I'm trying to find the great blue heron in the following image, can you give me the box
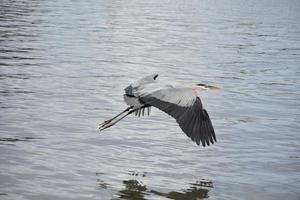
[99,74,222,147]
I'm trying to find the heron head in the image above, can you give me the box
[195,83,223,91]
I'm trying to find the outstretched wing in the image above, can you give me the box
[123,74,159,115]
[124,73,159,97]
[140,88,216,147]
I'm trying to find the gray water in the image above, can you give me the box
[0,0,300,199]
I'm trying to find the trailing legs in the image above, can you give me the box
[99,106,145,131]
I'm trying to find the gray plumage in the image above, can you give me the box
[123,74,217,147]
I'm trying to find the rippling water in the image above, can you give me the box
[0,0,300,199]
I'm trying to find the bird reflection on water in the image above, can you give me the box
[118,179,211,200]
[117,180,147,200]
[96,172,213,200]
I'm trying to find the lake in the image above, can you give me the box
[0,0,299,199]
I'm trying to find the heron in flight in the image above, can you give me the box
[99,74,222,147]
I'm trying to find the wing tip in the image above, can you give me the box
[198,138,217,147]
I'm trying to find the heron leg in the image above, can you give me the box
[99,106,133,127]
[99,107,142,131]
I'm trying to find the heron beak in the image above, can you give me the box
[196,84,223,91]
[206,85,223,90]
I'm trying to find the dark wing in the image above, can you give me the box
[140,91,216,147]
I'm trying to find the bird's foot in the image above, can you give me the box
[99,121,113,131]
[99,120,111,127]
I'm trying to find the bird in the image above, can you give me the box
[99,74,223,147]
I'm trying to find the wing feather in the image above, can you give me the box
[140,90,217,146]
[143,88,196,107]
